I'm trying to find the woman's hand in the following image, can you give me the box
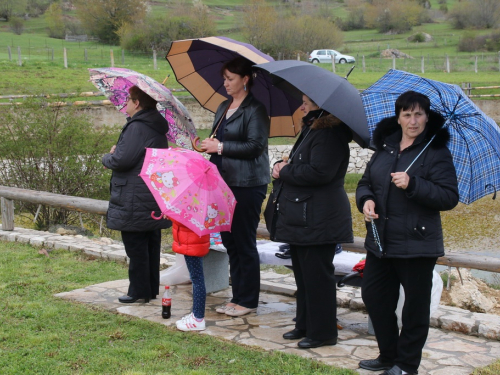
[272,161,288,179]
[110,145,116,154]
[363,200,378,222]
[200,138,219,154]
[391,172,410,190]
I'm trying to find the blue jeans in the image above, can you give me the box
[184,255,206,319]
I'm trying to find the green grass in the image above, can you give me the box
[0,241,354,375]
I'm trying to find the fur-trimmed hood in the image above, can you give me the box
[372,110,450,151]
[310,113,343,130]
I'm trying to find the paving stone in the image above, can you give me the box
[239,337,285,350]
[430,367,474,375]
[439,315,476,334]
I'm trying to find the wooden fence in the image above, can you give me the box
[1,185,500,274]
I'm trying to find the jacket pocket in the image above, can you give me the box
[282,193,311,227]
[110,177,127,206]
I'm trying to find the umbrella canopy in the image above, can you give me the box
[253,60,370,148]
[166,36,303,137]
[89,67,198,150]
[139,147,236,236]
[361,69,500,204]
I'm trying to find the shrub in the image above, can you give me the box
[9,17,24,35]
[0,97,119,230]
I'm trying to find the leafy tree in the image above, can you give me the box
[0,0,28,21]
[0,98,117,229]
[45,2,65,39]
[74,0,147,44]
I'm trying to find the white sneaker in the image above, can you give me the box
[176,313,206,331]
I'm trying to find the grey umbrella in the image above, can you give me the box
[253,60,370,148]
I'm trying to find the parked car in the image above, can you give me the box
[308,49,355,64]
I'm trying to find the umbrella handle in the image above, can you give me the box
[151,211,167,220]
[191,137,205,153]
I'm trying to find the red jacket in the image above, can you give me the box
[171,220,210,257]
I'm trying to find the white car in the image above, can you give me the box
[308,49,356,64]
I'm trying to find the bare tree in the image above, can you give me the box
[242,0,277,51]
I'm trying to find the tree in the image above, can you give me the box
[448,0,500,29]
[0,98,117,229]
[74,0,147,44]
[187,0,216,38]
[242,0,277,52]
[0,0,28,21]
[45,2,65,39]
[365,0,427,33]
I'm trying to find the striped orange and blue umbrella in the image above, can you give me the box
[166,36,303,138]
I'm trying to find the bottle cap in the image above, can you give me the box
[165,285,170,289]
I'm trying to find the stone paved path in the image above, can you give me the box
[2,226,500,374]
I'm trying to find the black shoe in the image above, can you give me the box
[380,365,417,375]
[283,328,306,340]
[118,295,150,303]
[297,337,337,349]
[359,357,393,371]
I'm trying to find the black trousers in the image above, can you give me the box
[362,251,437,374]
[221,185,266,309]
[121,230,161,299]
[290,244,338,341]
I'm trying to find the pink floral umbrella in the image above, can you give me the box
[89,67,199,150]
[140,147,237,236]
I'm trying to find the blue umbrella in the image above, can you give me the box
[361,69,500,204]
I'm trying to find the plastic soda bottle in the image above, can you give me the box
[162,285,172,319]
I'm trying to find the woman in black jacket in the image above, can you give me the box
[102,85,171,304]
[272,94,353,349]
[356,91,459,375]
[201,57,270,317]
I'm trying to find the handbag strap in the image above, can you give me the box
[210,99,233,139]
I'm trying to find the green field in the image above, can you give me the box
[0,0,499,97]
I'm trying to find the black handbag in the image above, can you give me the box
[264,178,283,239]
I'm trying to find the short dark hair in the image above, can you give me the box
[395,90,431,117]
[129,85,157,110]
[221,56,254,89]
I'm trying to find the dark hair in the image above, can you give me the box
[129,85,157,110]
[395,90,431,117]
[221,56,254,90]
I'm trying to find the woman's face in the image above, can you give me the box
[125,95,140,117]
[398,104,428,141]
[223,70,248,97]
[300,95,319,115]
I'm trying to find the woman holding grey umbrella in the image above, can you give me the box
[271,94,354,349]
[356,91,458,375]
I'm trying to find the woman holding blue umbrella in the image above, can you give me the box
[356,91,459,375]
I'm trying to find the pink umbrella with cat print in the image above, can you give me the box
[140,147,236,236]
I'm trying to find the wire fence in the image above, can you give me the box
[2,42,500,74]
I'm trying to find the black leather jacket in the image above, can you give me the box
[210,93,271,187]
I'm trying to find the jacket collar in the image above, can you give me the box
[214,93,255,126]
[372,110,450,151]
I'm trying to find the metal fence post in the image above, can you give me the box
[7,46,11,61]
[1,197,14,231]
[153,50,157,70]
[331,54,336,73]
[110,49,114,67]
[17,46,21,66]
[63,47,67,68]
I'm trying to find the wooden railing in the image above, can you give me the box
[1,185,500,273]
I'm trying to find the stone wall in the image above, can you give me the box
[269,144,373,174]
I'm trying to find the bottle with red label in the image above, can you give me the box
[162,285,172,319]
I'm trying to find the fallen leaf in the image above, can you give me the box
[38,248,50,257]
